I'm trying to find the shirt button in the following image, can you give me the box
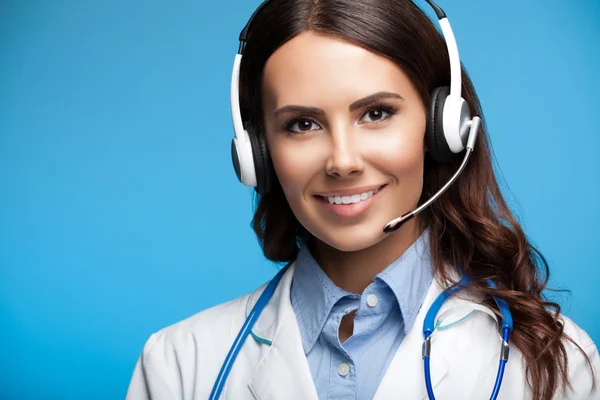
[337,362,350,377]
[367,293,378,307]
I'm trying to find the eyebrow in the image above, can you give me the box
[273,91,403,118]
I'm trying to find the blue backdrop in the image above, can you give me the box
[1,0,598,398]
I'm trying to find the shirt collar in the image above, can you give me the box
[290,243,353,353]
[375,228,434,335]
[290,228,434,354]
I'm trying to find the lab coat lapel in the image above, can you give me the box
[247,262,319,400]
[374,276,450,400]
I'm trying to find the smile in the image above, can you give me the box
[313,184,387,219]
[319,186,381,204]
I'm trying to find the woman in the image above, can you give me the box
[126,0,599,399]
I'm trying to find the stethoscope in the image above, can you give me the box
[209,262,514,400]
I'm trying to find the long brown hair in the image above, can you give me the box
[237,0,595,398]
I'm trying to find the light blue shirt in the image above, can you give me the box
[290,229,434,400]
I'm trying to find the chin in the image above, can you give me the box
[309,222,389,253]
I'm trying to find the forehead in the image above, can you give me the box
[262,32,418,108]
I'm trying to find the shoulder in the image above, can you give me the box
[482,310,599,399]
[556,314,599,399]
[126,282,269,399]
[145,281,268,357]
[560,313,596,351]
[435,286,599,399]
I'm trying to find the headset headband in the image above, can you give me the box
[230,0,469,189]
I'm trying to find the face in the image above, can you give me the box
[262,32,427,252]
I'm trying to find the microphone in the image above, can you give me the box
[383,116,481,234]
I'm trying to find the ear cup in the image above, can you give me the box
[425,86,457,164]
[247,124,272,195]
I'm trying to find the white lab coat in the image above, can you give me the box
[126,262,599,399]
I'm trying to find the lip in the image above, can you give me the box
[313,184,387,219]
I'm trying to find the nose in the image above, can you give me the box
[325,129,364,179]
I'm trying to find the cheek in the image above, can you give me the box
[387,141,424,177]
[268,138,317,198]
[365,127,425,179]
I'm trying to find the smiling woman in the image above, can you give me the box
[125,0,599,399]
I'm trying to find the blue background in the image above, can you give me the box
[1,0,599,398]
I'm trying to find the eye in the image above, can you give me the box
[284,118,322,134]
[359,103,398,124]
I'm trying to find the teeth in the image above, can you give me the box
[326,189,377,205]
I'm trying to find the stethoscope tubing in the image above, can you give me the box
[423,326,510,400]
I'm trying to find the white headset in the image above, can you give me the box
[230,0,477,198]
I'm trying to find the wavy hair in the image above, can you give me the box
[237,0,595,398]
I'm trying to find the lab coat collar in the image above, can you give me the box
[247,262,475,400]
[247,262,319,399]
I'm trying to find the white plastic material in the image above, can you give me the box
[443,97,470,153]
[230,54,257,187]
[438,18,461,108]
[439,18,472,154]
[466,117,481,150]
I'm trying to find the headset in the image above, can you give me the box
[230,0,475,197]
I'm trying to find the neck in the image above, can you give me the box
[309,218,423,294]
